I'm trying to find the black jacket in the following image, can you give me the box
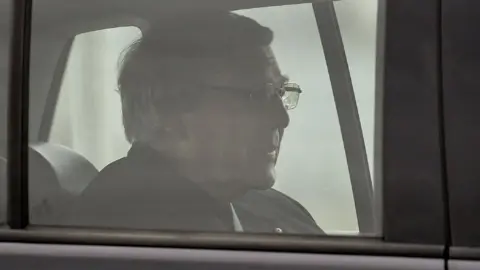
[64,143,324,234]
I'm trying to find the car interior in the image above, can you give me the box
[8,0,480,269]
[0,0,376,233]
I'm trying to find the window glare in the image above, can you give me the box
[49,27,141,170]
[32,1,380,236]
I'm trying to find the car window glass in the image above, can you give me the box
[0,0,11,226]
[33,0,381,236]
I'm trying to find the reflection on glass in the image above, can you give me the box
[31,0,380,236]
[282,82,302,110]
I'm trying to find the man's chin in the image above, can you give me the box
[247,165,276,190]
[210,162,276,191]
[251,178,275,190]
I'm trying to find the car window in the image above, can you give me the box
[33,0,381,236]
[0,0,11,226]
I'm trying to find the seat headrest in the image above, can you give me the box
[0,144,98,225]
[29,143,98,224]
[29,143,98,195]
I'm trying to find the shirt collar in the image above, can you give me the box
[230,203,244,232]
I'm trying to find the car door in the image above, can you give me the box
[442,0,480,269]
[1,0,448,269]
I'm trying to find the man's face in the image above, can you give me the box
[180,49,289,191]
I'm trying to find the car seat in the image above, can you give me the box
[29,143,98,225]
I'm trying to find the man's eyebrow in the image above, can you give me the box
[279,74,289,85]
[268,74,289,88]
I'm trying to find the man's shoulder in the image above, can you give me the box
[62,157,171,227]
[83,156,154,195]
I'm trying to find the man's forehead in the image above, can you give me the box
[263,47,287,85]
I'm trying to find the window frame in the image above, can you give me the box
[442,0,480,260]
[379,0,446,246]
[5,0,447,257]
[36,39,73,142]
[43,1,377,235]
[313,1,375,234]
[0,0,13,226]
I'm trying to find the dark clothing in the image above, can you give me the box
[64,143,324,234]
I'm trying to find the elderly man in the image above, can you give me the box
[65,12,323,234]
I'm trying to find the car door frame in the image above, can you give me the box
[3,0,448,268]
[442,0,480,267]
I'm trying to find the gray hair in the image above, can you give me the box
[117,12,274,143]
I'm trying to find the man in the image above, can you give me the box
[65,12,323,234]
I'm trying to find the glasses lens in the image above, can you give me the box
[282,91,300,110]
[282,82,301,110]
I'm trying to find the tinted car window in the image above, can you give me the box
[31,0,381,236]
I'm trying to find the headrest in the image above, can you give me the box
[29,143,98,195]
[0,144,98,225]
[29,143,98,224]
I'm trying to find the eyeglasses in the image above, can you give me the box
[203,82,303,111]
[278,82,302,110]
[116,81,303,110]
